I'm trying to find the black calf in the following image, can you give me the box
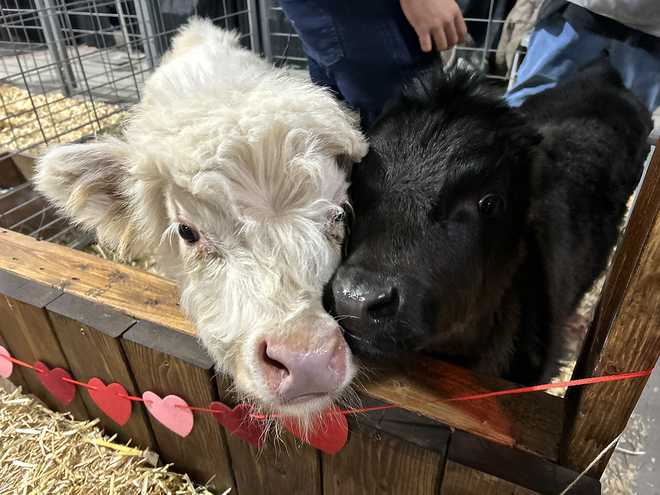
[331,61,652,384]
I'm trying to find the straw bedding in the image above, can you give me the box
[0,380,217,495]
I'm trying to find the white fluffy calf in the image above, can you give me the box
[35,19,368,419]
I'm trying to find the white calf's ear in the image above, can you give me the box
[34,138,138,255]
[322,108,369,168]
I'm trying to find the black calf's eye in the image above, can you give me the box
[478,194,505,217]
[178,224,200,244]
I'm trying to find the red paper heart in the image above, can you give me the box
[210,401,266,447]
[0,345,12,378]
[143,391,194,438]
[34,361,76,405]
[87,378,132,426]
[283,407,348,454]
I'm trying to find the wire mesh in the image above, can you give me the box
[0,0,255,246]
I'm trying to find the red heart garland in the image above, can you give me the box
[283,407,348,455]
[210,401,266,447]
[87,378,132,426]
[143,392,194,438]
[34,361,76,405]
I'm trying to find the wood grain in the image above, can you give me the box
[121,335,236,492]
[354,395,451,453]
[441,461,538,495]
[0,154,27,188]
[46,294,156,449]
[225,429,322,495]
[562,142,660,475]
[0,286,88,419]
[323,428,444,495]
[0,331,29,390]
[363,358,563,461]
[448,430,600,494]
[0,229,192,334]
[215,380,322,495]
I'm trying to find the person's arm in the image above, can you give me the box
[400,0,468,52]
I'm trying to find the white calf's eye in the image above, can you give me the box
[178,223,200,244]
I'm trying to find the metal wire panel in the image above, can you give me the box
[1,0,255,157]
[0,0,255,246]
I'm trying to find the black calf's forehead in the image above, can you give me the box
[353,114,509,213]
[359,69,529,193]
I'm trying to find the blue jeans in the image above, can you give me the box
[506,7,660,111]
[279,0,434,127]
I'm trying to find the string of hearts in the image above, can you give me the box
[0,345,653,455]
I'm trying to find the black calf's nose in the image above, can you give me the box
[365,287,399,320]
[332,267,400,322]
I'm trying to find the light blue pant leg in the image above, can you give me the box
[610,42,660,112]
[505,15,607,107]
[506,13,660,112]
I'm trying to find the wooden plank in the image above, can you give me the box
[0,230,192,334]
[11,152,36,181]
[223,426,322,494]
[0,271,32,391]
[364,358,564,461]
[0,232,561,461]
[0,154,28,188]
[121,323,236,493]
[215,378,322,495]
[46,293,156,449]
[441,461,539,495]
[120,320,212,369]
[323,427,444,495]
[0,278,88,419]
[448,431,600,494]
[0,331,29,390]
[562,142,660,475]
[354,395,451,453]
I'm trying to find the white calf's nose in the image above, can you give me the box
[260,330,347,403]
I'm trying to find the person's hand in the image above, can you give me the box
[401,0,468,52]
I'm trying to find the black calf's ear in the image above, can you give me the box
[497,109,543,162]
[400,58,446,102]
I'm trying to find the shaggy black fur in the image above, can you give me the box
[330,60,652,384]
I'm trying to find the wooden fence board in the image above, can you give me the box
[46,293,156,449]
[121,322,236,493]
[0,229,192,334]
[448,430,600,494]
[323,427,445,495]
[214,377,322,495]
[223,430,322,495]
[364,359,563,461]
[0,276,88,419]
[441,461,539,495]
[0,331,29,390]
[562,142,660,475]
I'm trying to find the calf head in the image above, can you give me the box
[331,70,541,365]
[35,20,367,418]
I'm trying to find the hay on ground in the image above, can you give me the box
[0,381,217,494]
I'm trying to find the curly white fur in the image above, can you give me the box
[34,18,368,418]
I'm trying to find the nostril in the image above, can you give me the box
[260,342,289,376]
[366,287,399,320]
